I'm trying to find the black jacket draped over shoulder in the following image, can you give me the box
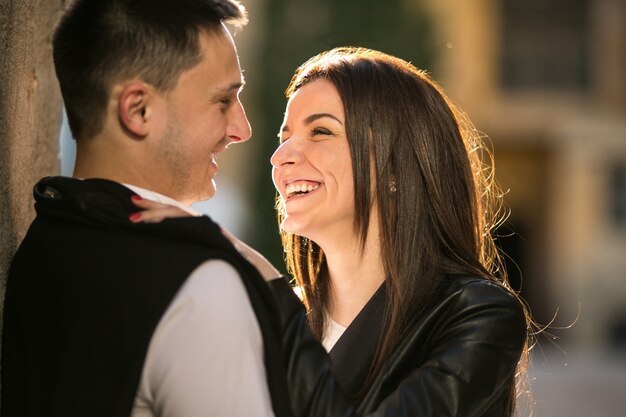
[270,272,526,417]
[1,177,293,417]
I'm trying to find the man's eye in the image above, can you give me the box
[220,98,232,106]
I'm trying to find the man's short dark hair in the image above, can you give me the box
[53,0,247,140]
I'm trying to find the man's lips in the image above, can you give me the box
[210,142,230,166]
[212,144,228,157]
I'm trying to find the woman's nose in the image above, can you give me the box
[270,139,299,168]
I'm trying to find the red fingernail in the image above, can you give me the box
[131,195,142,201]
[129,212,141,221]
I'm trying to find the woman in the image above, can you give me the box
[133,47,531,416]
[266,47,530,416]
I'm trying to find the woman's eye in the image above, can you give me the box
[312,127,332,136]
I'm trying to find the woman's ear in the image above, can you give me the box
[118,82,152,138]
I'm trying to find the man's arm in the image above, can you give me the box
[133,260,275,417]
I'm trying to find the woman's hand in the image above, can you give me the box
[129,196,282,281]
[129,195,193,222]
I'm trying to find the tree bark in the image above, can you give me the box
[0,0,65,372]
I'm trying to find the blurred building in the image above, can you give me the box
[425,0,626,354]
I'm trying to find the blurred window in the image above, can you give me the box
[500,0,589,91]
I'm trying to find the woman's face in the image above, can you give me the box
[271,79,355,244]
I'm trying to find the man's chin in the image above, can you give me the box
[198,181,217,202]
[180,183,216,206]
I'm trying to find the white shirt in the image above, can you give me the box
[322,316,347,353]
[125,185,274,417]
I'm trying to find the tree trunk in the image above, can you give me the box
[0,0,65,377]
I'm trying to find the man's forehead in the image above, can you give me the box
[196,26,244,91]
[200,23,236,54]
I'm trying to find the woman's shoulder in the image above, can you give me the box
[443,275,522,310]
[434,275,527,343]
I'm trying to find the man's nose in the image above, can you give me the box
[227,101,252,143]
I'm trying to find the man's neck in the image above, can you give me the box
[73,143,184,204]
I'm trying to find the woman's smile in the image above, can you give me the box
[285,180,321,200]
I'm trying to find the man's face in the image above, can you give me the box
[155,25,251,204]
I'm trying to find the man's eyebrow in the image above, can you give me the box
[214,79,246,95]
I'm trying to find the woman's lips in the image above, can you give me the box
[285,180,321,199]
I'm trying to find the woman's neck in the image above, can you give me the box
[322,219,385,328]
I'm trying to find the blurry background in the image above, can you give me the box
[28,0,626,415]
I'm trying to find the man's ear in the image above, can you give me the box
[118,83,153,138]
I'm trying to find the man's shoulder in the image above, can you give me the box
[173,259,249,313]
[34,176,133,201]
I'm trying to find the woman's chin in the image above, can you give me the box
[281,221,301,236]
[281,218,311,238]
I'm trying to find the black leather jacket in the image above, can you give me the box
[270,275,526,417]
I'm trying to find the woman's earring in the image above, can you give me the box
[389,180,397,192]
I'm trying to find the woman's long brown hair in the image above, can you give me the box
[276,47,531,413]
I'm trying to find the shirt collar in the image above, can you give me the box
[123,183,201,216]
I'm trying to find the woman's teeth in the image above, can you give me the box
[286,182,320,197]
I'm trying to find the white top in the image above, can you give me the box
[123,184,201,216]
[322,316,348,353]
[125,185,274,417]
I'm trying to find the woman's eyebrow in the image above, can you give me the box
[281,112,344,134]
[303,112,343,126]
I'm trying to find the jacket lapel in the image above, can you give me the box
[328,283,387,399]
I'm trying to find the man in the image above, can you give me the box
[1,1,292,416]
